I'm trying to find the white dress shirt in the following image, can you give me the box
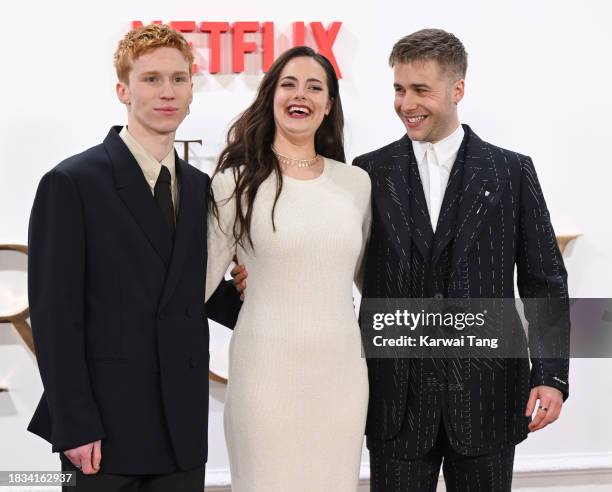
[412,124,464,232]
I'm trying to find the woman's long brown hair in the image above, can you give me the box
[210,46,345,250]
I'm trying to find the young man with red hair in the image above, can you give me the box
[28,24,241,491]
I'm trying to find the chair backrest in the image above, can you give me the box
[0,245,29,320]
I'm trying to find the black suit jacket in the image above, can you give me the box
[353,125,570,457]
[27,127,242,474]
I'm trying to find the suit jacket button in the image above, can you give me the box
[434,292,444,300]
[189,357,199,368]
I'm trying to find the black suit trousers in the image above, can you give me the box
[61,455,205,492]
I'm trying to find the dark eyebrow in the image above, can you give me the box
[280,76,323,84]
[393,82,432,90]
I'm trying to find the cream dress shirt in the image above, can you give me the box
[119,126,179,212]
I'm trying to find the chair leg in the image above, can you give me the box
[209,371,228,384]
[11,318,35,355]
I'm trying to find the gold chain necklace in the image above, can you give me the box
[272,147,319,168]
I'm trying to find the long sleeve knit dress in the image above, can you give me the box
[205,157,372,491]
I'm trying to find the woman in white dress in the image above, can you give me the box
[205,46,371,491]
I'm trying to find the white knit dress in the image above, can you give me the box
[205,158,371,491]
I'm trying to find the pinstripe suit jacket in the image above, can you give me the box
[353,125,570,457]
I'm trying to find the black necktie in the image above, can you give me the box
[154,165,175,239]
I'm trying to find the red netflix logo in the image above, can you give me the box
[131,21,343,78]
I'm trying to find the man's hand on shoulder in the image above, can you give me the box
[63,440,101,475]
[525,385,564,432]
[230,255,248,301]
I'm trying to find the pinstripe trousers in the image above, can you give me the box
[370,425,515,492]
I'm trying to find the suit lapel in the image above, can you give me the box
[370,136,413,266]
[106,126,173,266]
[371,136,437,264]
[159,157,202,309]
[430,132,468,265]
[406,148,434,261]
[449,125,508,279]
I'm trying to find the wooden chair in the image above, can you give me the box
[0,244,34,354]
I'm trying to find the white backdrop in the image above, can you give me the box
[1,0,612,489]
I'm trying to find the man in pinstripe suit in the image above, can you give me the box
[353,29,570,491]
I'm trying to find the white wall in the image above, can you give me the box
[1,0,611,489]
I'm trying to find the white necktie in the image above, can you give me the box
[425,144,442,232]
